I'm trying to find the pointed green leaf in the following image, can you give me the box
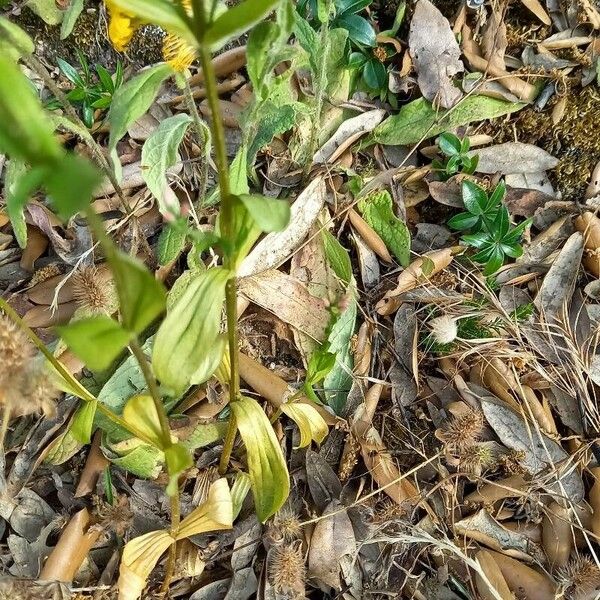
[122,394,165,447]
[57,316,131,372]
[230,396,289,522]
[71,399,98,444]
[238,194,291,232]
[321,228,352,284]
[165,442,193,496]
[0,17,35,58]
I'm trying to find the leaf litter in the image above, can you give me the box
[2,0,600,598]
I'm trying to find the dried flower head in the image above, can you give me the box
[460,443,497,476]
[0,315,35,388]
[558,556,600,599]
[16,361,59,418]
[438,409,484,452]
[269,540,306,599]
[429,315,459,345]
[268,506,302,542]
[92,495,133,537]
[28,264,61,288]
[72,266,116,314]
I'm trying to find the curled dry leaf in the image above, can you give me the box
[376,247,455,315]
[409,0,463,109]
[474,550,515,600]
[469,143,559,175]
[239,177,327,277]
[519,0,551,24]
[533,232,583,322]
[541,501,572,569]
[312,109,386,165]
[575,212,600,277]
[480,397,585,503]
[348,208,393,263]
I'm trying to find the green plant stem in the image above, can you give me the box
[129,338,173,450]
[21,53,132,215]
[0,297,161,448]
[161,491,181,593]
[197,43,241,475]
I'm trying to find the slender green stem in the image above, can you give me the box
[161,491,181,593]
[183,78,209,203]
[129,338,172,449]
[198,43,241,474]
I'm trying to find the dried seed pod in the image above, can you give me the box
[542,501,573,569]
[269,540,306,599]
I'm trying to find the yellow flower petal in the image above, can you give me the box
[162,31,197,72]
[105,0,139,52]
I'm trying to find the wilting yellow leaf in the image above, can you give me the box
[176,478,233,539]
[281,402,328,448]
[117,530,174,600]
[122,395,165,448]
[231,471,251,520]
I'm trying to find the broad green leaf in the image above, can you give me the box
[57,315,131,372]
[109,250,166,334]
[45,425,84,465]
[238,194,291,232]
[108,63,172,153]
[152,268,230,394]
[306,347,336,386]
[107,0,195,44]
[230,396,289,522]
[122,394,165,448]
[337,13,376,46]
[181,421,227,451]
[105,437,163,477]
[323,294,357,414]
[358,190,410,266]
[189,333,227,386]
[248,101,298,165]
[26,0,63,24]
[230,145,250,195]
[230,471,251,520]
[293,12,319,75]
[372,96,525,146]
[46,154,102,219]
[141,113,192,216]
[0,55,63,165]
[438,132,461,156]
[321,228,352,285]
[164,442,192,495]
[157,221,188,265]
[363,58,387,90]
[71,399,98,444]
[176,478,233,539]
[0,17,35,58]
[462,180,488,215]
[205,0,280,51]
[281,402,328,448]
[5,161,45,249]
[60,0,84,39]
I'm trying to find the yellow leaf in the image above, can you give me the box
[176,478,233,539]
[281,402,329,448]
[231,471,251,520]
[231,396,290,522]
[122,394,165,448]
[117,530,174,600]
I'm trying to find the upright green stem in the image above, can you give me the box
[197,44,241,475]
[183,78,209,203]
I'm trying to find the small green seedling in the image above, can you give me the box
[448,180,531,275]
[432,132,478,180]
[47,51,123,127]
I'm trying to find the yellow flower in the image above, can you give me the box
[105,0,141,52]
[162,0,197,72]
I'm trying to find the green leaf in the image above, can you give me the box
[205,0,280,51]
[71,399,98,444]
[294,12,319,74]
[152,268,230,394]
[164,442,192,496]
[141,113,192,216]
[157,221,188,265]
[109,250,166,334]
[323,294,357,414]
[26,0,63,25]
[281,402,328,448]
[337,13,376,46]
[357,190,410,266]
[362,58,387,90]
[447,212,479,231]
[60,0,84,38]
[46,154,102,219]
[306,347,336,386]
[122,394,165,448]
[230,396,289,522]
[104,437,163,478]
[462,180,487,215]
[0,17,35,59]
[57,316,131,372]
[321,228,352,285]
[230,145,250,195]
[58,58,84,87]
[248,101,298,165]
[181,421,227,451]
[189,333,227,386]
[438,132,461,156]
[373,96,525,146]
[108,63,172,154]
[238,194,291,232]
[230,471,251,520]
[0,55,63,165]
[107,0,195,43]
[5,162,46,249]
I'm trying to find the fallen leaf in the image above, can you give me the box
[239,176,327,277]
[474,550,515,600]
[307,500,356,590]
[481,396,585,502]
[409,0,464,109]
[469,142,559,174]
[481,9,508,71]
[504,188,554,217]
[520,0,552,25]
